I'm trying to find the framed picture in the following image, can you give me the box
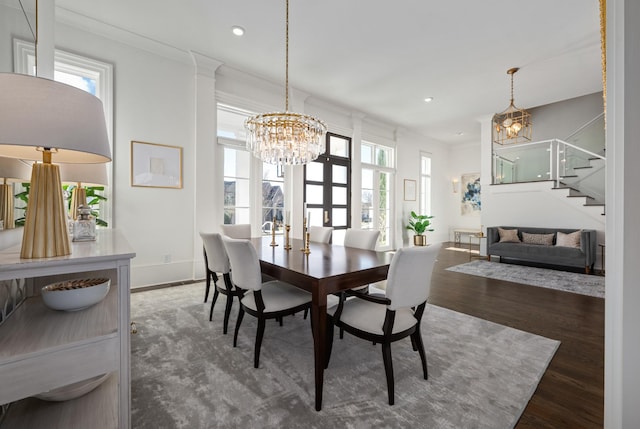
[461,172,481,216]
[404,179,417,201]
[131,141,183,188]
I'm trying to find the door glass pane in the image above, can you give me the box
[308,207,323,227]
[332,165,347,184]
[306,161,323,181]
[329,135,349,158]
[332,208,347,227]
[361,209,373,229]
[375,146,391,167]
[306,184,324,204]
[332,186,347,205]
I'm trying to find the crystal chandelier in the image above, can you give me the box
[245,0,327,166]
[492,67,532,145]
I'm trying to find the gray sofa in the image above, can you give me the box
[486,226,597,273]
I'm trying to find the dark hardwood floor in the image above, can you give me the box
[430,243,604,429]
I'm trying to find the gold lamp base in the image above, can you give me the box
[70,184,88,220]
[21,162,71,258]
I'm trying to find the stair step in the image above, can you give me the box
[573,165,594,170]
[567,195,595,201]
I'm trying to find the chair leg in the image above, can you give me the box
[381,343,395,405]
[222,293,234,335]
[254,318,266,368]
[411,330,428,380]
[303,308,308,320]
[209,289,219,322]
[204,272,211,303]
[410,334,417,351]
[233,306,245,347]
[339,326,344,339]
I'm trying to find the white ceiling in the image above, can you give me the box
[46,0,603,143]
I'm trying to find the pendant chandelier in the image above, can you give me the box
[245,0,327,166]
[492,67,532,145]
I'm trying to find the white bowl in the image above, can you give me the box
[41,278,110,312]
[34,373,110,401]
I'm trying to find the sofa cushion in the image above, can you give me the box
[498,228,520,243]
[522,232,554,246]
[556,230,581,248]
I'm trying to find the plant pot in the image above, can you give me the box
[413,235,427,246]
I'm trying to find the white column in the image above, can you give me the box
[190,52,223,279]
[606,0,640,427]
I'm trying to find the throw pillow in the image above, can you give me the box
[556,230,581,248]
[498,228,521,243]
[522,232,554,246]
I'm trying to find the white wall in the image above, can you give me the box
[447,141,482,238]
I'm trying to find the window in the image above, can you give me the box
[361,141,395,250]
[420,153,432,216]
[14,39,114,225]
[218,103,286,234]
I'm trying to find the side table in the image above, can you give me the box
[598,243,605,275]
[469,233,488,261]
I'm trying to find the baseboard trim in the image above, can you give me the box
[131,278,205,294]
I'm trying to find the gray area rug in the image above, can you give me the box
[446,259,605,299]
[130,283,559,429]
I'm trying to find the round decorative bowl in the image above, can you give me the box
[34,373,109,401]
[41,278,110,312]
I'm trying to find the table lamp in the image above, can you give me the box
[0,73,111,259]
[0,157,32,230]
[58,163,109,221]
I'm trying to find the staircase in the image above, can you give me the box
[553,155,605,216]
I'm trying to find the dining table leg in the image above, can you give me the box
[311,288,327,411]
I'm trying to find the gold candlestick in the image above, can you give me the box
[303,231,311,254]
[270,216,279,247]
[284,224,292,250]
[301,217,307,251]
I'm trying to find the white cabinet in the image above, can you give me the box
[0,230,135,428]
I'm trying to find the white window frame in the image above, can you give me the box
[217,103,287,235]
[14,39,114,226]
[361,141,396,251]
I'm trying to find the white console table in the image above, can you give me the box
[0,230,135,428]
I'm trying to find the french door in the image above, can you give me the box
[304,133,351,245]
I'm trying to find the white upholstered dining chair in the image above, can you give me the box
[222,236,312,368]
[344,228,380,294]
[309,226,333,244]
[326,243,441,405]
[221,223,251,239]
[200,232,243,334]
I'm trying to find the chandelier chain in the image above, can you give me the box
[285,0,289,112]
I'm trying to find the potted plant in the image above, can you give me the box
[406,211,434,246]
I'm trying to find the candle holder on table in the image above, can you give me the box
[270,217,279,247]
[284,224,292,250]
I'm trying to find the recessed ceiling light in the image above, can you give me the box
[424,97,434,103]
[232,26,245,36]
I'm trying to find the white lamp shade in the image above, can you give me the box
[0,156,32,181]
[0,73,111,163]
[58,162,109,186]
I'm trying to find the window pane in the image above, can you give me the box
[361,144,372,164]
[329,135,349,158]
[332,208,347,227]
[332,165,347,184]
[262,181,284,209]
[332,186,347,205]
[306,184,324,204]
[306,161,323,181]
[218,105,250,141]
[263,163,279,181]
[362,169,373,189]
[361,209,373,228]
[422,156,431,175]
[375,147,390,167]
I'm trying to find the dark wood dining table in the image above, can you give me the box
[250,235,392,411]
